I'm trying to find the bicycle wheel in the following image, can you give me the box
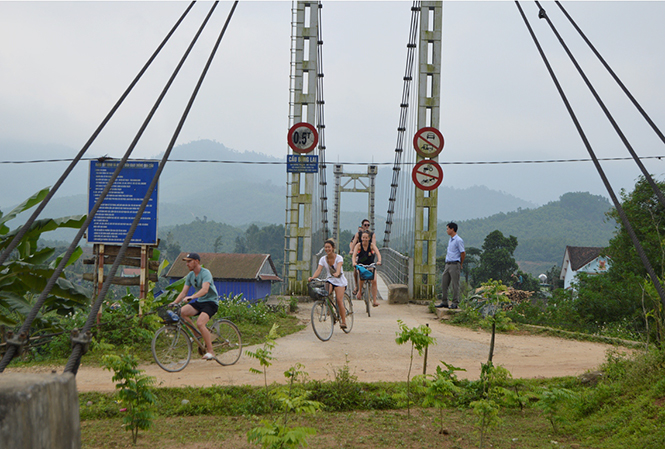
[152,326,192,372]
[210,319,243,366]
[311,299,334,341]
[363,283,371,317]
[342,292,354,333]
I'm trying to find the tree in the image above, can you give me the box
[606,176,665,279]
[571,176,665,342]
[475,230,518,285]
[158,231,181,264]
[545,265,564,290]
[234,224,285,275]
[462,247,482,284]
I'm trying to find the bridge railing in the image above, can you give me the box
[312,247,325,274]
[378,247,411,292]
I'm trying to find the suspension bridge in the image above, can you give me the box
[1,1,665,432]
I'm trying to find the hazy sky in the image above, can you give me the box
[1,1,664,205]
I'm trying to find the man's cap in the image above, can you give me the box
[183,252,201,261]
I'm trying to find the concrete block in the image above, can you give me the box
[435,307,461,320]
[0,373,81,449]
[388,284,409,304]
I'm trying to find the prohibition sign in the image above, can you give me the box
[288,122,319,154]
[412,159,443,191]
[413,127,444,158]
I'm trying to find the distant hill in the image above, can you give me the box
[2,139,539,231]
[439,192,617,276]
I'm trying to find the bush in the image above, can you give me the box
[218,294,275,325]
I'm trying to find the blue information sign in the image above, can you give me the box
[87,160,159,245]
[287,155,318,173]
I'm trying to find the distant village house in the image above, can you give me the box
[560,246,611,289]
[166,252,281,302]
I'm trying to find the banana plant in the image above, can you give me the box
[0,188,90,331]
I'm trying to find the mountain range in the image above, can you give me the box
[2,139,538,230]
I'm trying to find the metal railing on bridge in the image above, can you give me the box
[378,247,411,291]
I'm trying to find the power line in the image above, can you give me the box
[1,155,663,166]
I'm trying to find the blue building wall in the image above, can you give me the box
[170,278,271,303]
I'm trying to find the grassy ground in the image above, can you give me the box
[81,408,584,449]
[78,347,665,449]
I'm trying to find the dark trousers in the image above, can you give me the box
[441,262,461,306]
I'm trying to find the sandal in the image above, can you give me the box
[340,323,347,329]
[352,289,358,296]
[202,353,215,360]
[373,303,379,307]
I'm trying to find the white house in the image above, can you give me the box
[560,246,611,289]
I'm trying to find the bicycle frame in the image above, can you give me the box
[170,317,208,353]
[355,263,376,316]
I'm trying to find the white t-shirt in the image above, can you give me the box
[318,254,348,287]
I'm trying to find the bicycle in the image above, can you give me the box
[308,278,354,341]
[354,263,377,317]
[152,304,242,372]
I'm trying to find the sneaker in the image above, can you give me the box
[449,305,458,310]
[202,353,215,360]
[434,302,449,309]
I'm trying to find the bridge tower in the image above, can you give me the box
[284,2,320,295]
[332,164,378,247]
[413,1,443,299]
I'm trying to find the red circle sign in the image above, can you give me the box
[287,122,319,154]
[413,127,444,158]
[412,160,443,191]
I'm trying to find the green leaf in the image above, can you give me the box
[0,187,50,234]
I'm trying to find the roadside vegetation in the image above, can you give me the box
[79,345,665,448]
[438,176,665,349]
[3,178,665,448]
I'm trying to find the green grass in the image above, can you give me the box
[82,408,582,448]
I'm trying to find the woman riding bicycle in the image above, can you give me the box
[352,230,382,307]
[309,238,349,329]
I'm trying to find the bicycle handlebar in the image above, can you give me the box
[355,263,377,269]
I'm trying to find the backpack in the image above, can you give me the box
[356,265,375,280]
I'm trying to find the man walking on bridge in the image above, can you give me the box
[436,222,465,309]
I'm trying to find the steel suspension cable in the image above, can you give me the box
[316,2,329,240]
[516,1,665,312]
[64,1,239,375]
[545,1,665,209]
[0,1,196,270]
[384,1,421,249]
[0,1,221,373]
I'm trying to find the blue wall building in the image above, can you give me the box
[166,252,281,302]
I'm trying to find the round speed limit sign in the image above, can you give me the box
[287,122,319,154]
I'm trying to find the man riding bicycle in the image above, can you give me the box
[170,252,219,360]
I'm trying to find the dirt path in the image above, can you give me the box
[8,299,616,392]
